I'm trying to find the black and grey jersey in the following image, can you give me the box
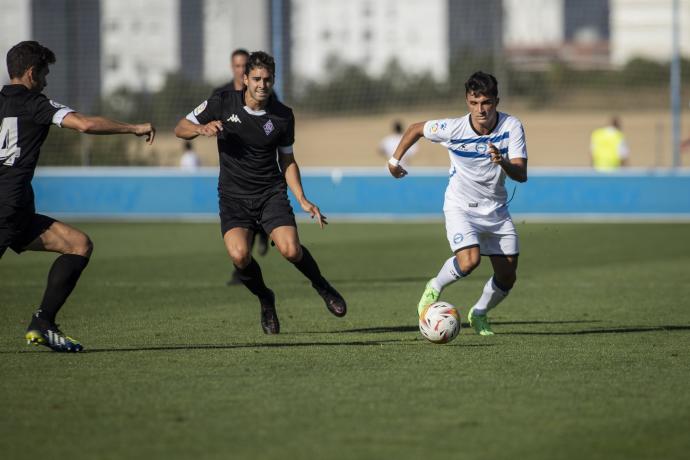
[0,84,74,209]
[187,88,294,198]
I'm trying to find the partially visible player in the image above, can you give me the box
[1,41,155,352]
[212,48,270,285]
[213,48,250,94]
[388,71,527,336]
[174,51,346,334]
[378,120,417,166]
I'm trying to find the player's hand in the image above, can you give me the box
[135,123,155,144]
[300,198,328,229]
[488,143,504,165]
[197,120,223,137]
[388,162,408,179]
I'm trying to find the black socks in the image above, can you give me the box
[292,245,327,289]
[37,254,90,323]
[234,258,272,300]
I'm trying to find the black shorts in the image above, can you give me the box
[219,189,296,237]
[0,204,56,258]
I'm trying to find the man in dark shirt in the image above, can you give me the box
[0,41,155,352]
[174,51,346,334]
[212,48,270,285]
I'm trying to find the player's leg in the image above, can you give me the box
[223,227,278,334]
[270,225,347,317]
[418,208,480,314]
[22,218,93,352]
[468,218,520,336]
[226,229,268,286]
[261,189,346,317]
[256,228,269,256]
[477,255,518,314]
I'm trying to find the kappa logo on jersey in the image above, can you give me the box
[193,101,208,116]
[263,119,274,135]
[227,114,241,123]
[49,100,66,109]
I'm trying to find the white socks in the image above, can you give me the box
[471,276,509,316]
[430,256,466,292]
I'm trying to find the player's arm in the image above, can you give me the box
[488,143,528,183]
[388,121,424,178]
[174,118,223,139]
[61,112,155,144]
[279,152,327,228]
[174,97,224,139]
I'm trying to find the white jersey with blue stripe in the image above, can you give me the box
[423,112,527,216]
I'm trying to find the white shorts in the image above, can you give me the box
[444,205,519,256]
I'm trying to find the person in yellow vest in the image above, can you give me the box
[590,117,629,171]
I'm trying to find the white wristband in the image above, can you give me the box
[388,157,400,167]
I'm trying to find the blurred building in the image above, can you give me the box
[101,0,178,95]
[203,0,271,85]
[0,1,31,86]
[32,0,101,112]
[611,0,690,66]
[448,0,503,59]
[503,0,610,70]
[290,0,449,83]
[2,0,689,101]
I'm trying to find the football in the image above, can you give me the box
[419,301,461,344]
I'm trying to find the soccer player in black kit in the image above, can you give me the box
[211,48,270,286]
[0,41,155,352]
[174,51,346,334]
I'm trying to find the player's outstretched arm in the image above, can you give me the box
[388,121,424,178]
[61,112,155,144]
[279,153,327,228]
[174,118,223,140]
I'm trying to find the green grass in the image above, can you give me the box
[1,222,689,460]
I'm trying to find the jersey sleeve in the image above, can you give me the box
[30,95,75,127]
[507,119,528,160]
[423,119,454,144]
[277,112,295,154]
[185,93,222,125]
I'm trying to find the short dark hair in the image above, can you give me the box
[464,71,498,98]
[245,51,275,76]
[6,41,56,79]
[231,48,249,60]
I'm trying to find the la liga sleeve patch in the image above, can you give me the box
[193,101,208,116]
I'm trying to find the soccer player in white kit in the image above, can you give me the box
[387,72,528,336]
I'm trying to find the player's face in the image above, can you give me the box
[231,55,248,86]
[244,67,274,103]
[466,92,499,129]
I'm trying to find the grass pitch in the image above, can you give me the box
[1,222,689,460]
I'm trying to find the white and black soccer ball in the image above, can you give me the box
[419,301,461,344]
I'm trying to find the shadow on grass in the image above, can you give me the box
[5,338,495,354]
[329,276,431,284]
[501,325,690,336]
[336,320,603,334]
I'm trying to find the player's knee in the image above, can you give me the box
[228,247,251,268]
[69,233,93,257]
[457,255,480,274]
[279,242,302,262]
